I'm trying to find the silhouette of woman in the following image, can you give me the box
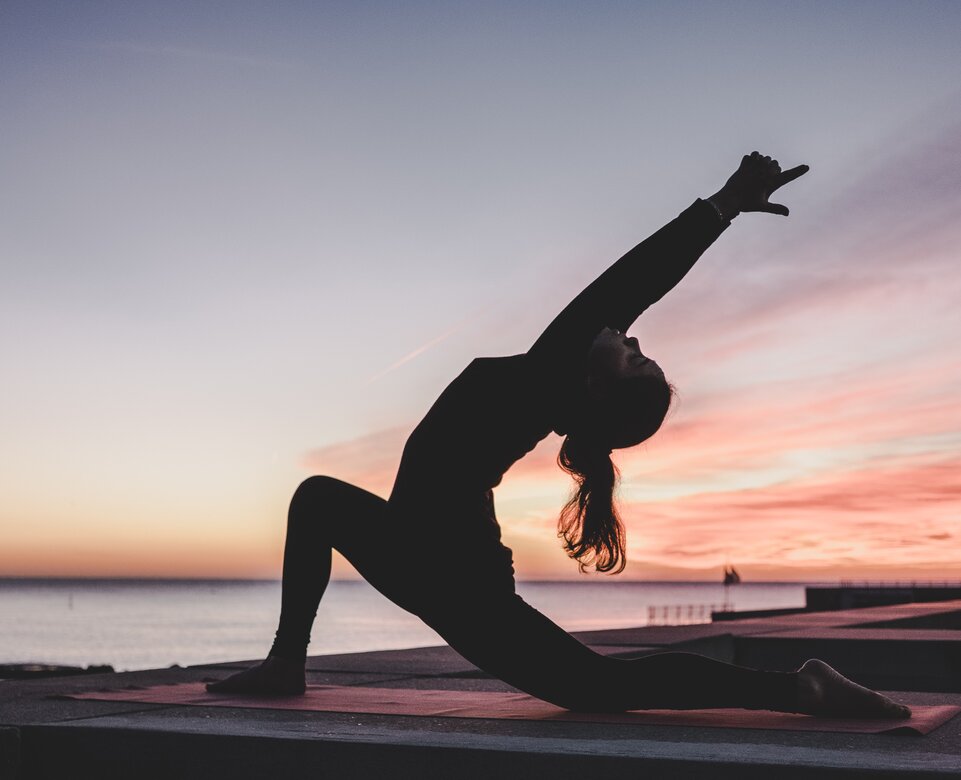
[209,153,909,718]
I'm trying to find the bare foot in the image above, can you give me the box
[796,659,910,719]
[205,655,306,695]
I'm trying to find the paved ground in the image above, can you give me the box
[3,601,961,779]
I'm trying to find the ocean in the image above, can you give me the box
[0,579,812,672]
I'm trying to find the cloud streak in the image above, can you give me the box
[364,307,490,385]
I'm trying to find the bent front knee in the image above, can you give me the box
[291,475,343,510]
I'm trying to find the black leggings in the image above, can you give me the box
[269,476,798,712]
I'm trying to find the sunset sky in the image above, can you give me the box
[2,1,960,580]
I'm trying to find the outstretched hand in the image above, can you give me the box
[710,152,809,218]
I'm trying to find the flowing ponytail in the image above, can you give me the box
[557,435,626,574]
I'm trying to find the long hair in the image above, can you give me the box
[556,377,676,574]
[557,435,625,574]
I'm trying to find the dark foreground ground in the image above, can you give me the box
[3,600,961,779]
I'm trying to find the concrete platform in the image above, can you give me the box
[4,601,961,779]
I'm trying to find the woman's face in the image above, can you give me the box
[587,327,664,394]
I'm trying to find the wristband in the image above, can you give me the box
[704,197,728,222]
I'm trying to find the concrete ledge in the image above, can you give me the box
[0,727,20,780]
[19,719,961,780]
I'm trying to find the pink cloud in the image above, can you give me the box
[632,112,961,377]
[300,111,961,580]
[611,452,961,575]
[300,425,411,497]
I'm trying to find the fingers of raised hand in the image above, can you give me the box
[758,202,790,217]
[776,164,810,186]
[742,152,779,174]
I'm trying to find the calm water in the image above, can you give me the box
[0,579,812,672]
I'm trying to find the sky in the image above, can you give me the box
[2,1,960,581]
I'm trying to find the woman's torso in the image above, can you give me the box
[387,354,556,590]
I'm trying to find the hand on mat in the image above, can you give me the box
[796,659,910,719]
[710,151,809,218]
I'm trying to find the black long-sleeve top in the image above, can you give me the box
[388,199,730,591]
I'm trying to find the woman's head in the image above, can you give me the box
[582,326,674,449]
[556,326,675,573]
[588,326,665,384]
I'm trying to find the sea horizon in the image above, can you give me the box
[1,579,822,672]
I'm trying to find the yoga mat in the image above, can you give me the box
[68,682,958,735]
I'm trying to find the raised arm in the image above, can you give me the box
[527,153,809,368]
[526,197,727,367]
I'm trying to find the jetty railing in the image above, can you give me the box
[646,603,732,626]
